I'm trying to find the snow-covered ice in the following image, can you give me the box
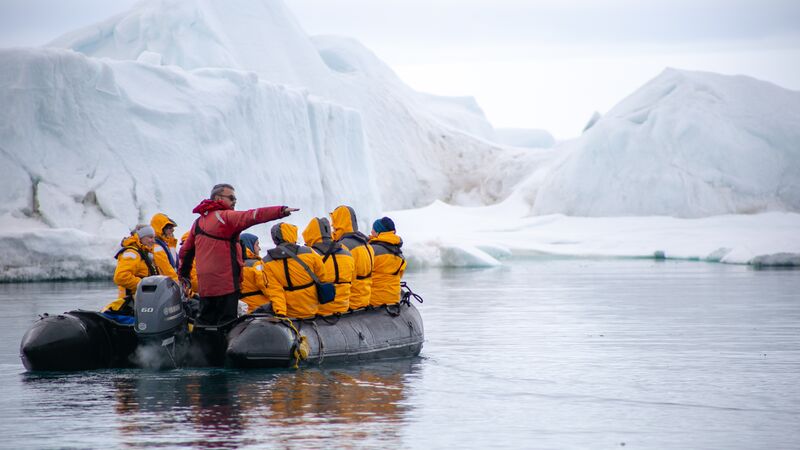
[47,0,521,210]
[391,199,800,269]
[528,69,800,218]
[0,0,799,280]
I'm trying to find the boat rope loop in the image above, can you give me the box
[278,317,309,369]
[400,282,424,306]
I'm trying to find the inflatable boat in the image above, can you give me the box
[20,276,424,371]
[227,301,424,368]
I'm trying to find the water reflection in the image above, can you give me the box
[253,363,414,446]
[22,359,420,448]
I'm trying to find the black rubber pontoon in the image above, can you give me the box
[226,302,424,368]
[20,310,137,371]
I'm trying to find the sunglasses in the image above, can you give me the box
[218,194,237,202]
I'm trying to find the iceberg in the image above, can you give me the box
[1,1,799,279]
[0,0,540,280]
[46,0,526,210]
[528,69,800,217]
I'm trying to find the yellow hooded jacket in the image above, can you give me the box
[179,231,199,293]
[104,234,158,312]
[263,223,327,319]
[240,246,270,313]
[331,206,374,310]
[302,217,353,315]
[150,213,179,282]
[369,231,407,307]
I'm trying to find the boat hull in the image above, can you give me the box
[227,303,424,368]
[20,303,424,371]
[20,311,138,371]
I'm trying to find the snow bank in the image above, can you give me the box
[0,228,118,281]
[390,200,800,268]
[529,69,800,217]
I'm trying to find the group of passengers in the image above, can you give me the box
[103,183,406,326]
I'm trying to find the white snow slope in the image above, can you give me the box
[529,69,800,217]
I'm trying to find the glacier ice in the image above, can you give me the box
[1,1,799,279]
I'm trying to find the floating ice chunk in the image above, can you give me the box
[440,245,501,268]
[475,244,512,260]
[750,253,800,268]
[402,244,439,270]
[706,247,732,262]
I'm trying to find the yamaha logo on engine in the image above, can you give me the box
[163,304,181,315]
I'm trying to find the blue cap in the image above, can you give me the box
[372,217,395,234]
[240,233,259,254]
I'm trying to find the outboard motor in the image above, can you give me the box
[133,276,188,368]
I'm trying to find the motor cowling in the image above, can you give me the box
[135,276,186,340]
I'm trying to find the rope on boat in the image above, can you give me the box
[278,317,309,369]
[400,282,424,306]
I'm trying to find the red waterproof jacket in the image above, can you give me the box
[178,199,286,297]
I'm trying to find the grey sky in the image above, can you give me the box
[288,0,800,55]
[2,0,799,137]
[3,0,799,56]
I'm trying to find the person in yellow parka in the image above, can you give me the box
[179,231,199,294]
[302,217,353,315]
[103,225,159,315]
[330,205,375,310]
[238,233,271,314]
[150,213,179,282]
[368,217,407,307]
[263,223,328,319]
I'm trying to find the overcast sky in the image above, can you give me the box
[2,0,799,138]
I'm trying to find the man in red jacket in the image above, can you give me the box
[178,183,298,325]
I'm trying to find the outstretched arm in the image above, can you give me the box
[223,206,297,235]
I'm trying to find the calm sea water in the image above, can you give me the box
[0,259,798,449]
